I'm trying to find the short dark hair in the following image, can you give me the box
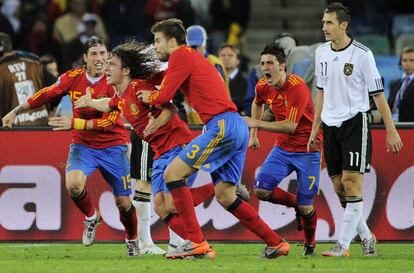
[151,18,187,45]
[260,43,286,64]
[324,2,350,26]
[84,36,106,54]
[40,54,57,66]
[111,40,159,79]
[0,32,13,53]
[218,44,241,59]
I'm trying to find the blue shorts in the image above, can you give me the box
[152,145,197,195]
[179,112,248,186]
[66,143,131,196]
[255,146,321,206]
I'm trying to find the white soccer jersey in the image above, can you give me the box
[315,40,383,127]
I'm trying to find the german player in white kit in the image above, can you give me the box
[308,2,403,257]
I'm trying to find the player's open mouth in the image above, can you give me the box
[95,63,104,69]
[264,73,272,79]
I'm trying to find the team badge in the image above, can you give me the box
[129,103,139,115]
[343,63,354,76]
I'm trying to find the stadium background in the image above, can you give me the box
[1,0,414,243]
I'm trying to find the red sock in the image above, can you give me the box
[167,181,204,243]
[190,183,215,206]
[269,188,297,208]
[301,210,317,245]
[228,198,282,246]
[71,190,94,217]
[164,213,188,239]
[120,206,138,240]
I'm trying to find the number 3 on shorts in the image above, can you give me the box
[186,144,200,159]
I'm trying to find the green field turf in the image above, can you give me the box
[0,242,413,273]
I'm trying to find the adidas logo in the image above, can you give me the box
[333,56,339,62]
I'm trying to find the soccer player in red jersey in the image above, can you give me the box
[138,18,290,259]
[74,41,218,256]
[244,43,323,255]
[2,37,139,256]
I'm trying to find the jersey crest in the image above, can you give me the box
[343,63,354,76]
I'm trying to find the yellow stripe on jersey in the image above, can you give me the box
[30,85,54,101]
[194,119,225,168]
[288,107,298,122]
[97,112,117,128]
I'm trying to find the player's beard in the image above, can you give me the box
[157,52,169,62]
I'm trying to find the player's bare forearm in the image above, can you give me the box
[312,90,324,131]
[254,119,297,134]
[14,102,31,114]
[372,93,396,133]
[89,98,111,113]
[157,103,178,126]
[249,101,263,137]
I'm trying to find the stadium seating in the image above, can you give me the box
[354,34,391,55]
[374,55,401,99]
[395,34,414,55]
[392,14,414,39]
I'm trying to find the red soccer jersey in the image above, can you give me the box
[108,79,193,159]
[148,46,237,123]
[255,74,322,152]
[28,67,127,148]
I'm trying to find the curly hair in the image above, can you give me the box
[260,43,286,64]
[111,40,160,79]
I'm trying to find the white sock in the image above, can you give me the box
[132,200,154,247]
[356,217,372,241]
[338,201,363,249]
[168,228,185,247]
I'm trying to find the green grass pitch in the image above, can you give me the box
[0,242,413,273]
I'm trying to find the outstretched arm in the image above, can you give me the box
[2,102,31,128]
[74,88,112,112]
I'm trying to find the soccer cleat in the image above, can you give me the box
[82,211,102,246]
[361,233,377,256]
[295,209,303,231]
[261,239,290,259]
[303,244,316,256]
[322,242,350,257]
[125,239,140,257]
[165,240,212,259]
[236,184,250,202]
[184,247,216,260]
[140,243,166,255]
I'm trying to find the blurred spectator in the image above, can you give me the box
[144,0,195,28]
[0,32,56,125]
[183,24,229,124]
[388,47,414,122]
[53,0,107,44]
[189,0,212,26]
[0,0,22,46]
[61,13,99,70]
[40,54,59,77]
[47,0,102,23]
[209,0,250,58]
[25,8,61,62]
[218,43,248,115]
[102,0,147,46]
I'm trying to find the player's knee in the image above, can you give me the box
[342,179,361,194]
[254,189,271,200]
[114,196,132,212]
[297,204,314,215]
[215,189,236,208]
[65,180,84,196]
[154,204,168,218]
